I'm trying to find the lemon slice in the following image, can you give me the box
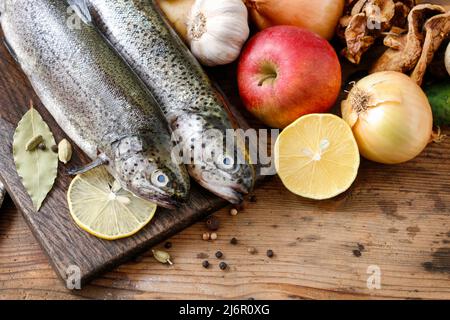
[67,166,157,240]
[275,114,360,200]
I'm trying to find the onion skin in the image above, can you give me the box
[243,0,345,40]
[341,72,433,164]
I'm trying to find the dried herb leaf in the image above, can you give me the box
[13,107,58,211]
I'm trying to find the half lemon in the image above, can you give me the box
[67,166,157,240]
[275,114,360,200]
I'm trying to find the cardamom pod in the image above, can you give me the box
[58,139,73,164]
[25,135,44,151]
[152,249,173,265]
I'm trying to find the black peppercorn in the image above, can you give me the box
[219,262,228,270]
[164,241,172,249]
[266,249,274,258]
[215,251,223,259]
[206,216,220,231]
[202,260,210,269]
[230,237,238,245]
[51,145,58,153]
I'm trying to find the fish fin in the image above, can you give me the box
[68,0,92,25]
[67,154,109,176]
[3,38,19,64]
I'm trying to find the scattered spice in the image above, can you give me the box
[230,237,238,245]
[210,232,218,240]
[248,247,257,255]
[202,232,210,241]
[206,216,220,230]
[164,241,172,249]
[266,249,274,258]
[215,251,223,259]
[230,208,238,216]
[202,260,210,268]
[357,243,365,252]
[152,249,173,265]
[25,134,44,151]
[219,262,228,270]
[51,145,58,153]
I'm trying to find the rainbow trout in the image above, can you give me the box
[0,0,190,208]
[69,0,255,203]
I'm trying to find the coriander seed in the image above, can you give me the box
[202,232,210,241]
[210,232,218,240]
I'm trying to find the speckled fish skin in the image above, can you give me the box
[0,0,190,208]
[79,0,255,204]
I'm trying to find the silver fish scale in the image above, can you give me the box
[86,0,229,131]
[1,0,172,160]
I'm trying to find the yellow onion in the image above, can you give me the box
[243,0,345,40]
[341,72,433,164]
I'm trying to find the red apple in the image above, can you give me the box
[237,26,341,128]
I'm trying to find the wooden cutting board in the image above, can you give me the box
[0,34,255,286]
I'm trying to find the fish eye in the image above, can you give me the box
[217,155,234,170]
[151,170,169,187]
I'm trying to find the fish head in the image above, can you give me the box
[181,127,255,204]
[111,135,190,209]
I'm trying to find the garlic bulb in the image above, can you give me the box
[187,0,250,66]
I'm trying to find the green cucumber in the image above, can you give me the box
[425,80,450,126]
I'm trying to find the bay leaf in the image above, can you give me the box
[13,107,58,211]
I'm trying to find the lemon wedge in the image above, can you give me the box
[275,114,360,200]
[67,166,157,240]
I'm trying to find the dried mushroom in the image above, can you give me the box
[371,4,449,85]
